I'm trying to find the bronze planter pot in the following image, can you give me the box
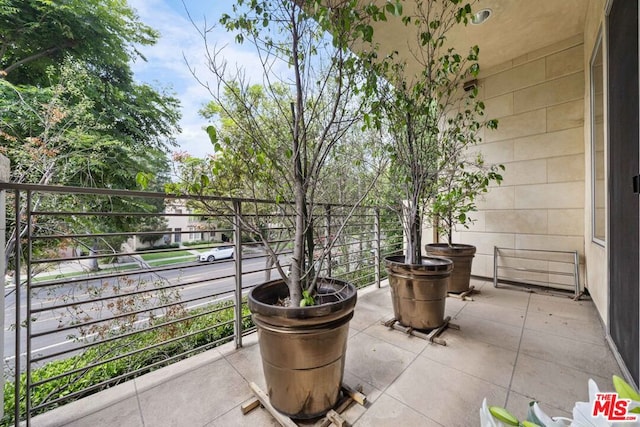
[247,278,357,419]
[425,243,476,293]
[384,255,453,330]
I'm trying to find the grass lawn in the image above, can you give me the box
[147,257,199,267]
[139,250,194,261]
[32,263,140,282]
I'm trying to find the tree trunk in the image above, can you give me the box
[403,200,422,265]
[88,239,99,272]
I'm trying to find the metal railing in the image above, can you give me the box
[0,183,403,426]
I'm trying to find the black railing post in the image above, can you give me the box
[13,190,21,427]
[375,208,381,288]
[0,157,7,422]
[233,200,243,349]
[25,190,32,427]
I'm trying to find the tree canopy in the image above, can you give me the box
[0,0,157,85]
[1,1,182,273]
[168,0,398,305]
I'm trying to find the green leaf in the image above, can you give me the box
[300,290,315,307]
[393,2,403,16]
[613,375,640,413]
[135,172,152,190]
[206,126,218,144]
[489,406,519,426]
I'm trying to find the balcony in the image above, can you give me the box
[0,183,623,426]
[29,278,619,426]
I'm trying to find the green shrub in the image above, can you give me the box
[182,240,215,247]
[2,301,254,426]
[134,243,180,252]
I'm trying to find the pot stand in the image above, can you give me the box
[382,315,460,346]
[448,285,479,301]
[242,382,367,427]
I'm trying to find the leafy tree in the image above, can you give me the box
[1,0,182,272]
[373,0,502,264]
[0,0,157,85]
[170,0,400,306]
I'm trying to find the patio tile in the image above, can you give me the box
[58,397,144,427]
[362,322,429,354]
[457,297,528,327]
[386,356,508,427]
[344,331,417,390]
[353,393,443,426]
[471,278,493,290]
[524,310,606,345]
[451,311,523,351]
[528,293,602,321]
[510,353,611,414]
[222,334,268,391]
[519,328,622,378]
[472,284,532,311]
[134,348,224,393]
[443,295,468,317]
[30,377,138,427]
[349,298,393,331]
[204,402,280,427]
[505,390,572,423]
[137,357,251,427]
[420,330,518,388]
[341,371,384,425]
[359,284,393,306]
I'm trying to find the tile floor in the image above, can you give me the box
[30,278,623,427]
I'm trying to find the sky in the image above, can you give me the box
[127,0,267,158]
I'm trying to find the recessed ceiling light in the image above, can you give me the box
[471,8,492,25]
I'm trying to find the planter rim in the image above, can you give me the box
[248,277,357,321]
[425,243,477,256]
[383,255,453,273]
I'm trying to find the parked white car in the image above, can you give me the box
[198,246,234,262]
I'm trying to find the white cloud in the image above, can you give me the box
[128,0,288,158]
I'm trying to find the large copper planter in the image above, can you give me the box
[248,278,357,419]
[425,243,476,293]
[384,255,453,330]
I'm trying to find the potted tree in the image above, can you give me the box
[425,152,503,293]
[376,0,498,328]
[175,0,399,419]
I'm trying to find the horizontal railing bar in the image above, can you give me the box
[31,288,236,338]
[32,229,222,240]
[30,272,237,312]
[31,305,236,365]
[496,266,575,276]
[495,247,578,256]
[1,182,380,209]
[494,276,574,289]
[30,260,237,289]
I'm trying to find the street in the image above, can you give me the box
[4,254,286,366]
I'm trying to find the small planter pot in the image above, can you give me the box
[384,255,453,330]
[425,243,476,293]
[248,278,357,419]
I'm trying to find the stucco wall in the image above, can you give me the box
[443,35,588,291]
